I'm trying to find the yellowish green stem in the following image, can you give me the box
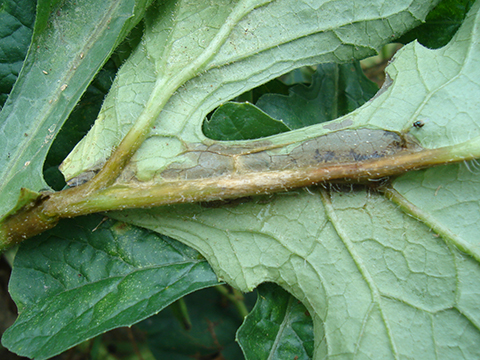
[1,139,478,252]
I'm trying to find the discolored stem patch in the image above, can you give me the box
[2,127,478,247]
[159,129,419,181]
[43,128,473,216]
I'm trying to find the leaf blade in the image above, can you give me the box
[0,0,152,220]
[237,283,314,360]
[61,0,439,182]
[2,215,219,359]
[203,102,291,140]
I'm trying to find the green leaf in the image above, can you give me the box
[203,102,291,140]
[398,0,475,48]
[203,61,378,141]
[2,215,219,359]
[0,0,36,107]
[256,61,379,129]
[137,286,256,360]
[0,0,152,220]
[237,283,314,360]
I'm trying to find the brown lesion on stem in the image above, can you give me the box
[0,193,58,251]
[0,129,474,251]
[43,142,460,216]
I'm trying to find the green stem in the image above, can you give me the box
[216,285,249,319]
[46,141,479,216]
[82,0,274,193]
[1,140,478,250]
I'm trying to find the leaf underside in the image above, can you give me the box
[3,0,480,359]
[0,0,152,220]
[104,1,480,358]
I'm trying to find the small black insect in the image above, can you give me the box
[413,120,425,128]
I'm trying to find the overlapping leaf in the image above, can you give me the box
[0,0,152,220]
[203,61,379,140]
[4,0,480,359]
[61,0,439,181]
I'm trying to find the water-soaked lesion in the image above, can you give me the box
[66,161,105,187]
[159,129,421,181]
[160,150,236,180]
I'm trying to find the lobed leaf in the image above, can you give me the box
[203,102,291,140]
[255,61,379,129]
[203,60,379,141]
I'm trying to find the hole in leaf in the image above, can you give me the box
[202,60,379,141]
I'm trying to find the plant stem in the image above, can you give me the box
[216,285,249,319]
[45,140,480,215]
[81,0,274,194]
[1,138,478,250]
